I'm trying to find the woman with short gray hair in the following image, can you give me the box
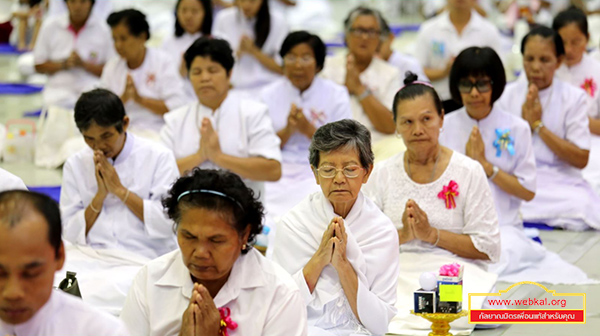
[272,119,400,336]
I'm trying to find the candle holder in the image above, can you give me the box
[410,310,468,336]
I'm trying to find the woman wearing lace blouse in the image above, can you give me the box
[363,73,500,269]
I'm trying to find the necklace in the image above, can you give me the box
[405,148,442,183]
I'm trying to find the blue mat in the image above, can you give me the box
[0,83,43,95]
[23,109,42,118]
[523,222,557,230]
[0,43,24,55]
[325,23,421,50]
[29,186,61,203]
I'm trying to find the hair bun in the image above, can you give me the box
[403,71,419,86]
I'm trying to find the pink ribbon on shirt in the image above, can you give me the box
[437,180,459,209]
[439,262,461,277]
[218,307,238,336]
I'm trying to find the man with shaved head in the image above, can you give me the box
[0,190,129,335]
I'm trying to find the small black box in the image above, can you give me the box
[437,300,462,313]
[414,289,437,313]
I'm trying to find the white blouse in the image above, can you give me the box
[439,106,536,228]
[161,31,202,101]
[556,52,600,118]
[60,134,180,259]
[100,48,190,134]
[0,290,129,336]
[271,192,400,336]
[320,53,400,143]
[387,50,429,83]
[0,168,27,191]
[160,91,282,198]
[363,151,501,269]
[212,7,287,92]
[120,248,307,336]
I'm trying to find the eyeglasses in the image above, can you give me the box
[283,55,315,66]
[458,79,493,93]
[315,165,363,179]
[348,27,381,39]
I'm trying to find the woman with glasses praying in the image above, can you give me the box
[260,31,351,228]
[363,73,500,334]
[439,47,592,284]
[320,6,400,145]
[120,168,307,336]
[496,26,600,231]
[271,119,400,336]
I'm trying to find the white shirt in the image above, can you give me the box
[364,151,501,269]
[387,50,429,83]
[320,53,400,143]
[0,168,27,191]
[160,91,282,199]
[0,290,129,336]
[60,134,180,259]
[260,76,352,165]
[414,10,502,100]
[161,32,202,101]
[497,78,600,230]
[439,106,537,228]
[212,7,287,92]
[46,0,113,21]
[271,192,400,336]
[120,248,308,336]
[34,14,113,109]
[556,53,600,118]
[100,48,190,134]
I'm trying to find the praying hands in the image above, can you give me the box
[179,283,221,336]
[522,83,543,129]
[400,199,438,245]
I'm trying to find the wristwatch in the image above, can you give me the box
[488,165,499,180]
[357,88,372,101]
[532,120,544,134]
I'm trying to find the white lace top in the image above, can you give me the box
[364,151,501,269]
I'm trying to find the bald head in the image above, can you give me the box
[0,191,62,258]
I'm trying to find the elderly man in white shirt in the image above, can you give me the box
[415,0,502,112]
[61,89,180,259]
[0,190,129,336]
[34,0,113,109]
[0,168,27,191]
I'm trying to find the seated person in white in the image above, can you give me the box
[414,0,501,112]
[320,6,400,145]
[260,31,351,226]
[212,0,287,95]
[47,0,113,21]
[161,37,282,200]
[101,9,188,136]
[0,190,129,336]
[60,89,180,259]
[162,0,213,101]
[120,169,307,336]
[0,168,27,191]
[497,26,600,230]
[553,8,600,195]
[363,76,501,335]
[271,120,400,336]
[34,0,112,109]
[441,47,592,284]
[377,16,428,83]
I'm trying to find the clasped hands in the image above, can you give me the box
[196,118,222,164]
[312,217,349,272]
[286,103,315,138]
[521,83,543,129]
[179,283,221,336]
[93,150,127,201]
[121,74,141,104]
[400,199,437,245]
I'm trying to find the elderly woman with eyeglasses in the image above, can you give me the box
[271,119,400,336]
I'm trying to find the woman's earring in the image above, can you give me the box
[395,131,402,139]
[439,127,444,133]
[242,244,247,250]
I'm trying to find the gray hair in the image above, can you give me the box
[309,119,374,169]
[343,6,386,39]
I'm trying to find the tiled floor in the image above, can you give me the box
[1,3,599,334]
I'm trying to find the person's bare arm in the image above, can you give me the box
[538,126,589,169]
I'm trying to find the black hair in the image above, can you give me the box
[74,88,126,132]
[107,9,150,41]
[163,169,264,254]
[393,72,443,120]
[174,0,212,37]
[0,190,62,258]
[521,25,565,58]
[449,47,506,105]
[251,0,271,49]
[63,0,95,6]
[279,31,326,71]
[184,36,235,73]
[553,7,589,39]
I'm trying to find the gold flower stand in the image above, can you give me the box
[410,310,468,336]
